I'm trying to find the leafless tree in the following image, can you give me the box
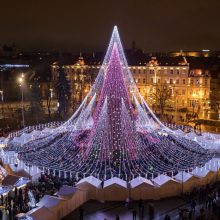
[152,84,172,116]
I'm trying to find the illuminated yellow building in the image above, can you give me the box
[169,50,210,57]
[51,56,212,114]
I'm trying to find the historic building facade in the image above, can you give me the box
[51,56,212,115]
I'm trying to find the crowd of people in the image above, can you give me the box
[163,181,220,220]
[0,185,30,219]
[0,173,72,220]
[85,181,220,220]
[0,173,220,219]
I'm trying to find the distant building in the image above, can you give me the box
[51,54,214,117]
[169,50,210,57]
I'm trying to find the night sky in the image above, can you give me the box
[1,0,220,53]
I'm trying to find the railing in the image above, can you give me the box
[8,121,63,138]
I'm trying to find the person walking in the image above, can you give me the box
[164,214,171,220]
[149,204,154,220]
[132,209,137,220]
[79,207,84,220]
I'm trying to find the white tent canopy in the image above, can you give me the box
[174,171,193,183]
[103,177,128,201]
[37,195,64,208]
[55,185,76,199]
[77,176,102,188]
[130,177,155,200]
[41,127,54,134]
[55,186,88,216]
[153,174,177,186]
[205,158,220,172]
[36,195,66,219]
[130,176,154,188]
[191,167,210,178]
[26,206,57,220]
[76,176,101,200]
[104,177,127,188]
[153,174,181,198]
[30,130,42,136]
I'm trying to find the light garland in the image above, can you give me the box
[5,26,216,182]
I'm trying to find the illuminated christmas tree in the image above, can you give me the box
[17,26,213,181]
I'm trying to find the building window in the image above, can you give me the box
[151,78,154,83]
[143,78,146,83]
[176,79,179,84]
[177,70,180,74]
[196,79,200,85]
[158,79,161,84]
[170,69,173,74]
[183,79,186,84]
[133,69,136,74]
[170,79,173,84]
[138,78,141,83]
[190,79,193,85]
[182,90,185,95]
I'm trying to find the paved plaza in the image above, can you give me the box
[64,196,220,220]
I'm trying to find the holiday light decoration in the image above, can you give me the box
[8,26,215,181]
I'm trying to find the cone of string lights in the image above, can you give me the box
[15,26,214,182]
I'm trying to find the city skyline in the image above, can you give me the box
[0,0,220,53]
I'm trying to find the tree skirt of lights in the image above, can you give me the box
[4,27,219,201]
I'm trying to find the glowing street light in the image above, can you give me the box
[0,90,3,102]
[49,88,53,98]
[18,73,25,128]
[0,90,4,122]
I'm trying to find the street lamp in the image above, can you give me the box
[0,90,4,122]
[192,93,196,114]
[18,73,25,128]
[0,90,3,102]
[173,81,177,123]
[49,88,53,98]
